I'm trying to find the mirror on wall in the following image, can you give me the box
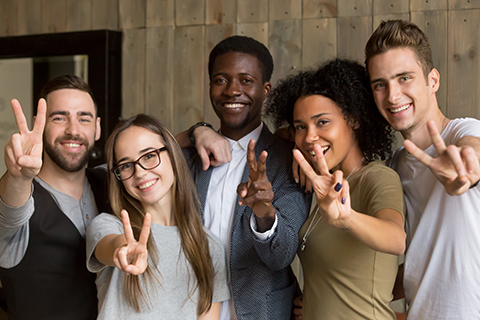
[0,30,122,171]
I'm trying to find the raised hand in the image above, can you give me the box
[293,145,352,228]
[4,99,46,180]
[113,210,151,275]
[404,120,480,195]
[237,139,275,231]
[292,147,313,192]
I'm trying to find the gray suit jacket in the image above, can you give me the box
[183,124,310,320]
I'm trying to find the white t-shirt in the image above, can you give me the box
[389,118,480,320]
[86,213,230,320]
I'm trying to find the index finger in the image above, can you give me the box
[427,120,447,154]
[313,144,330,176]
[246,139,257,172]
[11,99,30,134]
[121,210,136,244]
[32,98,47,136]
[256,150,268,176]
[138,212,151,246]
[404,139,433,167]
[293,149,319,182]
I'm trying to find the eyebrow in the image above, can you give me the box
[212,72,257,78]
[116,147,157,163]
[293,112,330,123]
[370,71,414,84]
[48,110,94,118]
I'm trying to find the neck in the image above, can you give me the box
[220,120,261,141]
[143,199,175,226]
[331,146,365,179]
[37,162,86,201]
[402,108,447,150]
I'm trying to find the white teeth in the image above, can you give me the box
[390,104,410,114]
[224,103,245,108]
[64,143,80,148]
[139,180,155,190]
[310,146,329,157]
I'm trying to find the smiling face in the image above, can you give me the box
[43,89,100,172]
[293,95,363,175]
[114,126,174,213]
[210,52,271,140]
[368,47,439,137]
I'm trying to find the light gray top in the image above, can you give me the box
[0,177,98,268]
[86,213,230,320]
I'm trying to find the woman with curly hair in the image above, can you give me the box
[265,59,406,320]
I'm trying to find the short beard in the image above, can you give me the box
[43,136,93,172]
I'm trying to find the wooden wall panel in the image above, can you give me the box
[303,0,337,18]
[337,16,372,62]
[122,28,146,118]
[411,11,448,115]
[450,0,480,9]
[410,0,447,11]
[146,0,174,27]
[236,22,269,45]
[302,18,337,68]
[173,26,205,133]
[269,19,302,84]
[119,0,146,29]
[145,26,174,130]
[66,0,92,32]
[17,0,42,35]
[338,0,372,17]
[269,0,302,21]
[42,0,67,33]
[373,0,409,15]
[176,0,205,26]
[447,9,480,119]
[237,0,268,23]
[206,0,236,25]
[203,25,235,127]
[0,0,18,36]
[92,0,119,30]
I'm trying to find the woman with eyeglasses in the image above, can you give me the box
[86,114,229,319]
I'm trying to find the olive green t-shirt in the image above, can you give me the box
[298,161,405,320]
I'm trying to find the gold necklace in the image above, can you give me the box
[299,157,365,251]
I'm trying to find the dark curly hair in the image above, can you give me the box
[208,35,274,83]
[265,59,394,162]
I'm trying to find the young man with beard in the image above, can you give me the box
[0,75,109,320]
[181,36,310,320]
[365,20,480,319]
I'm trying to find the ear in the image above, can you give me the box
[263,81,272,97]
[428,68,440,93]
[94,117,101,141]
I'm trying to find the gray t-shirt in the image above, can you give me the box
[86,213,230,320]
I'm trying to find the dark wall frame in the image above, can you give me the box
[0,30,122,166]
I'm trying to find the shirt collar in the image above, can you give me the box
[224,122,263,151]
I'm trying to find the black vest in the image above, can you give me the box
[0,168,110,320]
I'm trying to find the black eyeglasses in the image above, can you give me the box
[111,147,168,181]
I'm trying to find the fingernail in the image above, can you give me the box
[341,197,346,204]
[295,178,299,183]
[334,183,342,192]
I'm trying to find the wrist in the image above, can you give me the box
[187,122,213,147]
[470,179,480,189]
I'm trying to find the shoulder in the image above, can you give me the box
[88,212,122,234]
[444,118,480,144]
[359,161,402,188]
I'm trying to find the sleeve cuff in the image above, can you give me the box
[250,213,278,240]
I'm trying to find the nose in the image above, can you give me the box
[133,162,148,178]
[305,126,319,144]
[65,118,80,136]
[225,80,241,97]
[387,82,402,104]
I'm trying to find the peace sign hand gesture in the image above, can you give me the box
[4,99,46,180]
[113,210,151,275]
[404,120,480,195]
[293,145,352,229]
[237,139,275,232]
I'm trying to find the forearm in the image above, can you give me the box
[0,171,33,207]
[175,130,191,148]
[337,209,406,255]
[94,233,127,267]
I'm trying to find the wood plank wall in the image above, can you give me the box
[1,0,479,133]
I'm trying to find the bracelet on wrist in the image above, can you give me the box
[470,179,479,189]
[187,122,213,147]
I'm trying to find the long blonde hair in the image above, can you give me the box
[105,114,215,315]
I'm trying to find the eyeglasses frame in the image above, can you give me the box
[111,146,168,181]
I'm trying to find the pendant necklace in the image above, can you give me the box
[300,157,365,251]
